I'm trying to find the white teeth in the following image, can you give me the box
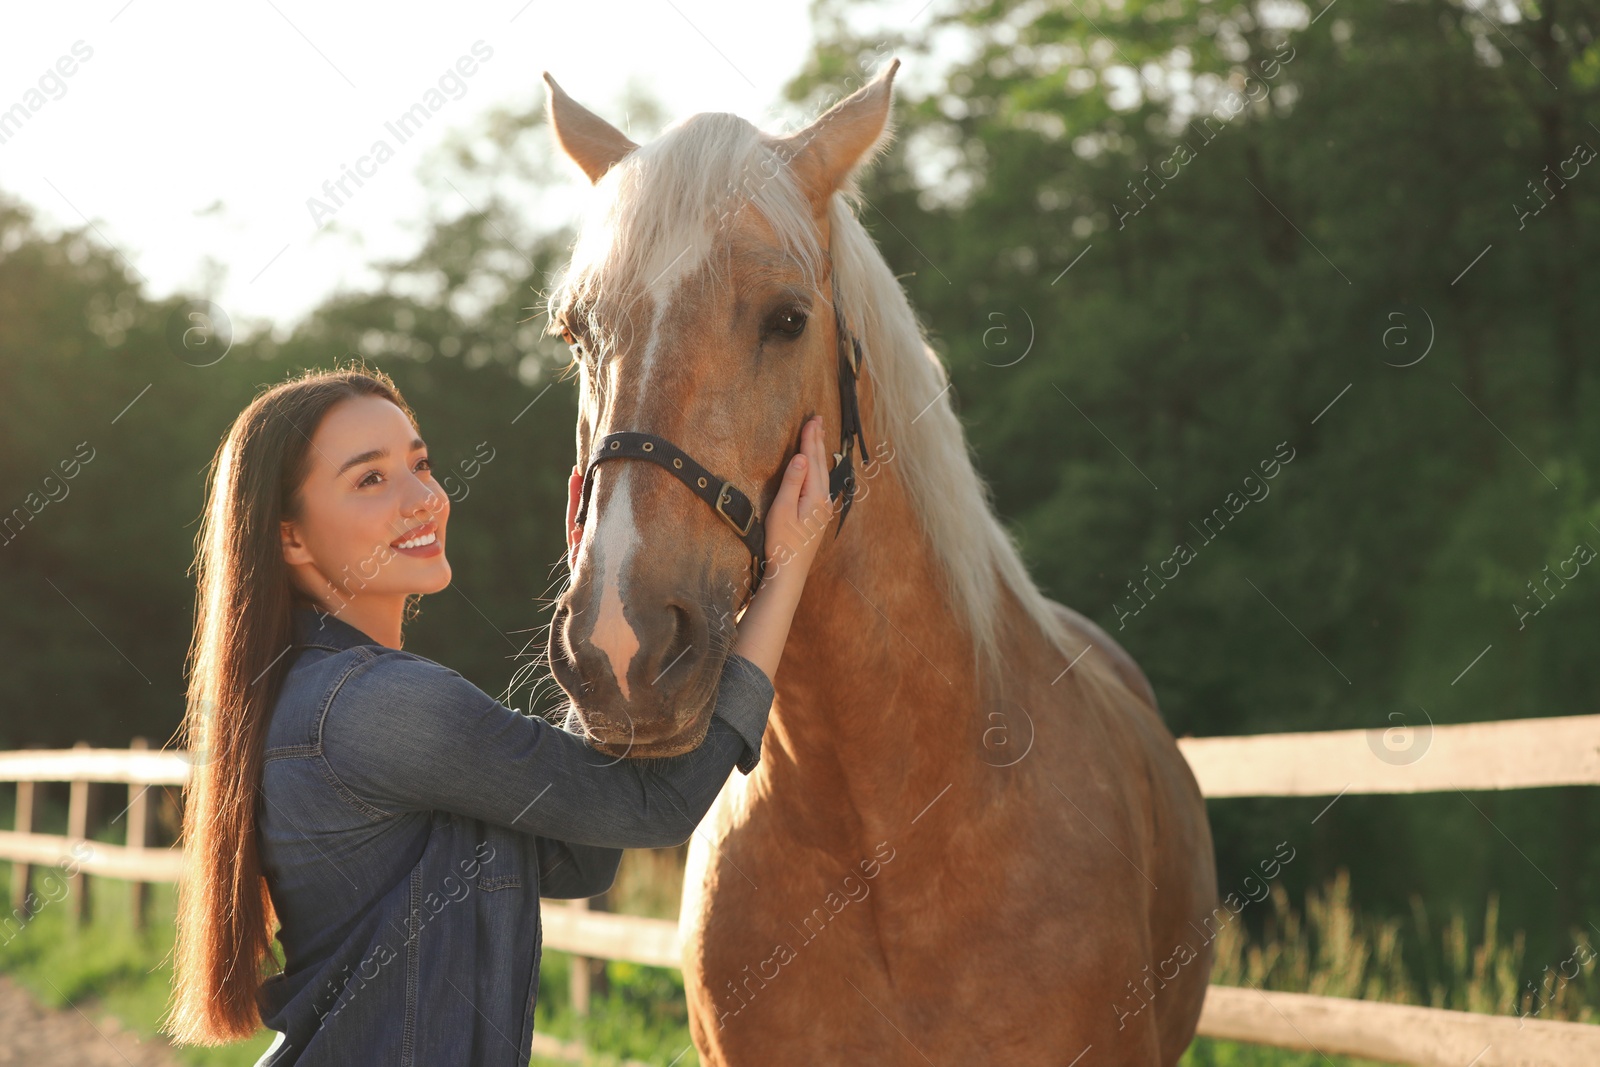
[395,530,437,550]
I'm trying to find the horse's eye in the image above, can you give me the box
[768,307,808,338]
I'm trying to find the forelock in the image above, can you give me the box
[548,111,826,348]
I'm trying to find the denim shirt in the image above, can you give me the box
[253,604,774,1066]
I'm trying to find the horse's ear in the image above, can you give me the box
[777,59,901,207]
[543,72,639,184]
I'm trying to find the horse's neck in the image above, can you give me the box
[760,457,992,857]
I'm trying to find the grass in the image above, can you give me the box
[0,863,276,1066]
[1207,870,1597,1022]
[1177,870,1598,1067]
[532,951,702,1067]
[0,834,1594,1067]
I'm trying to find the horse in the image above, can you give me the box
[541,59,1217,1067]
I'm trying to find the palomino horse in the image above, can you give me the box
[542,60,1217,1066]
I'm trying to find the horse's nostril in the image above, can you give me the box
[650,602,694,685]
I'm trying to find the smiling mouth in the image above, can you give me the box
[394,530,436,549]
[391,521,440,552]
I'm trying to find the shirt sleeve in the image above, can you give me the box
[533,836,623,899]
[318,649,774,850]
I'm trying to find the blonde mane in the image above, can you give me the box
[548,110,1114,700]
[825,192,1114,695]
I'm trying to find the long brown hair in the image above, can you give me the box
[163,364,418,1044]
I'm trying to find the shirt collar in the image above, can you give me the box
[292,603,387,652]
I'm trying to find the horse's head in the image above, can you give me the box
[542,61,899,757]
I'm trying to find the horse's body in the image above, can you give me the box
[542,62,1216,1066]
[677,393,1215,1066]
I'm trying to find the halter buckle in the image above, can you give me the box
[714,480,753,537]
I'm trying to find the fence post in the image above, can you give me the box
[127,737,150,930]
[11,757,35,920]
[68,740,91,926]
[569,897,590,1017]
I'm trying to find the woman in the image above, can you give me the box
[161,365,830,1065]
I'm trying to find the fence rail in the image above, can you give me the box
[1177,712,1600,797]
[3,715,1598,1065]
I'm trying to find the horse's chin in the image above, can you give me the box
[570,705,714,760]
[589,727,705,760]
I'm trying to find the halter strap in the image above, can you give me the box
[573,260,868,594]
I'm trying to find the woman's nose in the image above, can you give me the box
[407,474,446,516]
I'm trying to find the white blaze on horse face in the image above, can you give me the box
[588,464,643,703]
[635,295,671,399]
[576,209,710,703]
[632,212,713,391]
[587,287,679,704]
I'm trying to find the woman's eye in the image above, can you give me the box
[358,457,428,487]
[768,307,808,337]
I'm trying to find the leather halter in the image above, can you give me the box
[573,262,869,597]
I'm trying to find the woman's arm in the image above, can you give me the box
[317,416,834,852]
[730,565,806,686]
[319,647,775,850]
[534,836,622,899]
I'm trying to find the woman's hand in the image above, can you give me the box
[566,464,584,571]
[760,415,833,585]
[731,415,832,684]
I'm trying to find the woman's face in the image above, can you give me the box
[280,395,451,610]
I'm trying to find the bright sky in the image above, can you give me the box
[0,0,888,337]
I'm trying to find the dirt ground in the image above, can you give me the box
[0,970,671,1066]
[0,973,183,1066]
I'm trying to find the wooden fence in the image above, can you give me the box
[2,715,1598,1066]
